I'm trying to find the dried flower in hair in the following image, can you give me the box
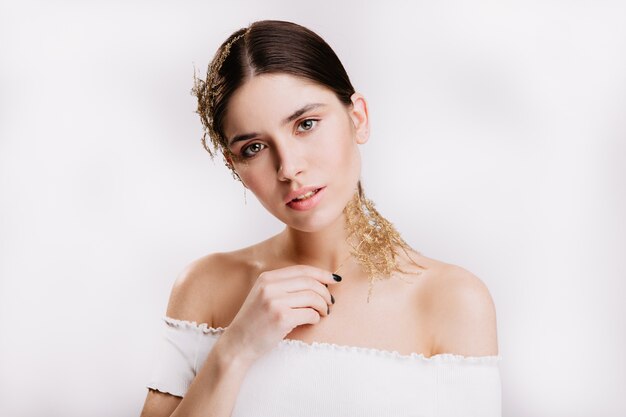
[191,28,251,181]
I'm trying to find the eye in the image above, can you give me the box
[296,119,319,133]
[241,142,266,158]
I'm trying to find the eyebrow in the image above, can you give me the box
[228,102,326,146]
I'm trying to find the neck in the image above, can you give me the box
[278,213,354,273]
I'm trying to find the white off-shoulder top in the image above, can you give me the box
[147,316,502,417]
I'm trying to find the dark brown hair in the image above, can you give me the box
[192,20,356,163]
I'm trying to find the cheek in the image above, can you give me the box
[236,159,276,196]
[239,170,264,192]
[317,124,360,173]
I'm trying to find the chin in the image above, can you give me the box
[281,200,348,233]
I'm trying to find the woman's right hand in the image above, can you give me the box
[216,265,341,365]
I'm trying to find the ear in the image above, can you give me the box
[348,92,370,145]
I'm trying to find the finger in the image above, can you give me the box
[287,307,322,328]
[281,290,330,317]
[262,265,342,285]
[274,276,333,306]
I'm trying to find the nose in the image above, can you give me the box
[276,141,305,182]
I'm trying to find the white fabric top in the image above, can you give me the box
[147,316,502,417]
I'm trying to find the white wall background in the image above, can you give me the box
[1,1,624,416]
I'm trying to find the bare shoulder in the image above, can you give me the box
[412,253,499,357]
[141,249,257,416]
[165,247,258,327]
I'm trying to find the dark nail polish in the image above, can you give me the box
[327,305,330,315]
[331,294,335,304]
[332,273,342,282]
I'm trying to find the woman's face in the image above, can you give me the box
[222,73,369,232]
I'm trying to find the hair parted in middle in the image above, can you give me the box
[191,20,426,300]
[192,20,356,177]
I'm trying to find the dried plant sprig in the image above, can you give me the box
[191,28,251,182]
[344,184,427,302]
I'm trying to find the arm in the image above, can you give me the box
[140,255,254,417]
[140,336,253,417]
[140,256,337,417]
[168,335,253,417]
[140,390,181,417]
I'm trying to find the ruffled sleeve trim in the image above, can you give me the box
[279,337,502,364]
[162,316,501,365]
[163,316,226,334]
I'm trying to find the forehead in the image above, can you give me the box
[223,73,338,135]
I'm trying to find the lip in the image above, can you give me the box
[284,185,325,204]
[286,186,325,211]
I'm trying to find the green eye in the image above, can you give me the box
[297,119,318,132]
[241,142,265,158]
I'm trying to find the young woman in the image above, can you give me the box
[140,20,501,417]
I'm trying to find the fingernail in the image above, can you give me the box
[332,273,342,282]
[327,305,330,315]
[331,294,335,304]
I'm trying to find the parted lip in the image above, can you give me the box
[284,185,324,204]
